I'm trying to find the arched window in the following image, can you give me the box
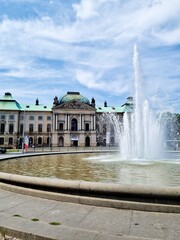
[9,123,14,134]
[38,137,42,145]
[58,136,64,147]
[59,123,63,131]
[85,136,90,147]
[85,123,89,131]
[8,137,13,145]
[103,124,106,134]
[71,118,78,131]
[29,137,33,146]
[47,137,51,146]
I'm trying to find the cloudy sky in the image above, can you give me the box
[0,0,179,112]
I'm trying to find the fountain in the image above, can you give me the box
[103,45,164,160]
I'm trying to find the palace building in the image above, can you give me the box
[0,92,133,149]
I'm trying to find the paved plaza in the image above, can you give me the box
[0,152,180,239]
[0,189,179,240]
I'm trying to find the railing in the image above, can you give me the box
[26,146,120,153]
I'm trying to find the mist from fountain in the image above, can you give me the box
[104,45,164,160]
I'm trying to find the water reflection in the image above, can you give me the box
[0,152,180,187]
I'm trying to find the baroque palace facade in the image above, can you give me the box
[0,92,133,148]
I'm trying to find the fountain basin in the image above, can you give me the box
[0,152,180,213]
[0,151,180,187]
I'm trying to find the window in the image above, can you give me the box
[1,115,5,120]
[9,115,14,120]
[85,136,90,146]
[38,116,43,120]
[38,124,42,133]
[0,123,5,134]
[47,116,51,121]
[8,137,13,145]
[20,115,24,121]
[0,137,4,145]
[29,116,34,121]
[9,123,14,134]
[71,118,78,131]
[47,124,51,132]
[85,123,90,131]
[47,137,51,146]
[38,137,42,145]
[58,137,64,147]
[29,137,33,146]
[29,124,34,133]
[111,125,114,135]
[103,124,106,134]
[20,124,23,135]
[59,123,63,131]
[110,137,115,145]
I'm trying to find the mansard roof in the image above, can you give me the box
[0,92,52,112]
[96,97,134,113]
[0,92,21,110]
[20,104,52,112]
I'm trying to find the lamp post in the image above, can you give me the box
[22,106,29,154]
[22,109,26,154]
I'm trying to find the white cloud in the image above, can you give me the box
[73,0,99,20]
[0,0,180,111]
[75,69,130,95]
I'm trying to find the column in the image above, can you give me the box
[82,115,84,130]
[91,115,93,130]
[55,114,58,131]
[67,114,70,130]
[65,114,67,130]
[79,114,81,130]
[93,114,96,130]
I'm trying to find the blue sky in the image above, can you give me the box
[0,0,180,112]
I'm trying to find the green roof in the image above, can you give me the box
[20,104,52,112]
[0,92,21,110]
[96,106,124,113]
[96,97,134,113]
[96,104,133,113]
[0,93,52,112]
[59,92,90,105]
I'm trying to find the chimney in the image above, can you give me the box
[104,101,107,107]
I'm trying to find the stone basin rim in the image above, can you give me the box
[0,151,180,213]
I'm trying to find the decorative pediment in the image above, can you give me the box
[54,100,95,110]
